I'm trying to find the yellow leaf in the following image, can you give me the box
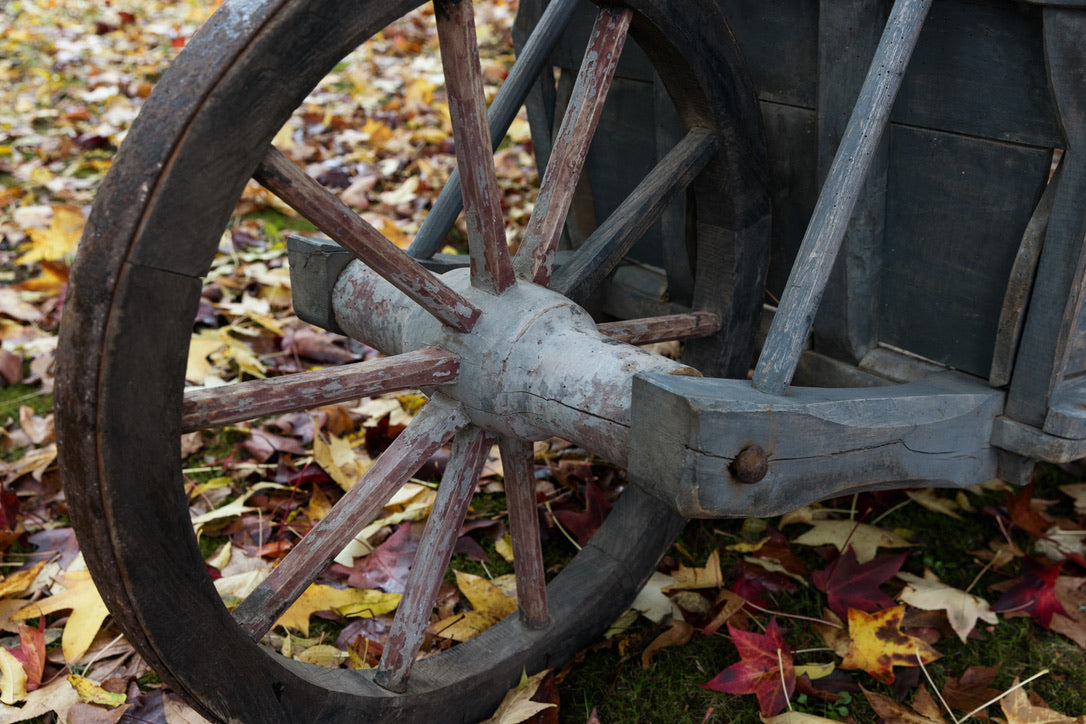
[67,674,126,707]
[13,569,109,663]
[495,533,514,563]
[0,672,79,722]
[294,644,348,667]
[905,489,962,520]
[276,584,401,636]
[0,562,45,600]
[313,431,371,492]
[431,571,518,642]
[186,335,226,385]
[840,606,941,684]
[17,205,84,264]
[664,549,723,591]
[794,662,836,681]
[0,647,27,705]
[727,538,769,554]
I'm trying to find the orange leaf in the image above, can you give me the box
[840,606,940,684]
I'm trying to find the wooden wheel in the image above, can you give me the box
[55,1,769,722]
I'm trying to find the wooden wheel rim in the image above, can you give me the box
[55,1,769,721]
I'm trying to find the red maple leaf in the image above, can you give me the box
[700,617,795,716]
[812,548,906,620]
[992,557,1069,628]
[552,483,612,546]
[1004,482,1050,537]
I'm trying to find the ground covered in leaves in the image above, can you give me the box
[2,1,1086,722]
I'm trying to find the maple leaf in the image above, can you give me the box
[897,569,998,642]
[812,548,905,619]
[942,665,1002,719]
[665,549,724,591]
[16,204,84,265]
[992,558,1068,629]
[840,606,941,684]
[1000,677,1085,724]
[862,685,946,723]
[700,618,795,716]
[1004,482,1052,538]
[1049,576,1086,648]
[430,571,518,642]
[12,569,109,663]
[552,482,612,546]
[276,584,401,636]
[906,488,962,520]
[343,523,418,593]
[641,620,694,670]
[793,520,914,563]
[482,670,557,724]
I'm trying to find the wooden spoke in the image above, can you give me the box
[434,0,516,295]
[515,6,632,287]
[408,0,579,259]
[181,348,459,432]
[232,396,469,640]
[498,436,549,628]
[552,128,720,303]
[374,427,494,692]
[598,312,722,346]
[254,147,480,332]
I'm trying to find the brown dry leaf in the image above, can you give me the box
[1049,576,1086,648]
[793,520,915,563]
[906,489,962,520]
[0,288,43,324]
[665,549,723,591]
[897,569,998,642]
[840,606,941,684]
[641,620,694,670]
[482,669,556,724]
[812,608,850,658]
[760,713,841,723]
[1000,678,1085,723]
[861,685,946,723]
[13,568,110,663]
[943,665,1001,719]
[0,673,80,723]
[276,584,401,636]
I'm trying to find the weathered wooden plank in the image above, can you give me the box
[408,0,578,260]
[992,415,1086,464]
[181,349,459,432]
[810,0,888,364]
[499,436,549,628]
[254,149,480,332]
[752,0,932,395]
[552,128,718,303]
[376,427,493,692]
[598,312,720,346]
[517,6,632,286]
[878,127,1050,377]
[435,0,516,295]
[1002,7,1086,427]
[233,396,469,640]
[630,371,1002,518]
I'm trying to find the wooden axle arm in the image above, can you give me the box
[629,371,1005,518]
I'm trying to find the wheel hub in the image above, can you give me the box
[331,263,695,465]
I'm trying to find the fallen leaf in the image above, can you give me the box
[68,674,126,707]
[0,672,79,723]
[431,571,518,642]
[812,548,905,620]
[641,620,694,669]
[0,562,46,599]
[897,569,998,642]
[861,685,946,723]
[761,713,840,723]
[0,647,27,705]
[276,584,401,636]
[13,569,110,663]
[1004,483,1052,538]
[840,606,941,684]
[631,571,681,624]
[701,589,748,636]
[1000,677,1084,723]
[906,489,962,520]
[793,520,914,563]
[700,618,795,717]
[343,523,418,593]
[552,482,612,546]
[992,558,1068,629]
[1058,484,1086,515]
[482,670,557,724]
[1049,576,1086,648]
[17,204,84,264]
[665,549,724,591]
[314,430,372,492]
[942,665,1001,719]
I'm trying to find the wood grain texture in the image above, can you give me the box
[551,127,718,303]
[597,312,721,346]
[376,427,494,692]
[435,0,516,295]
[499,436,549,628]
[516,6,632,286]
[181,348,460,432]
[1005,8,1086,427]
[255,147,480,331]
[752,0,932,395]
[408,0,578,260]
[234,396,469,640]
[631,371,1002,518]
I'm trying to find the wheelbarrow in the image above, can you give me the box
[54,0,1086,721]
